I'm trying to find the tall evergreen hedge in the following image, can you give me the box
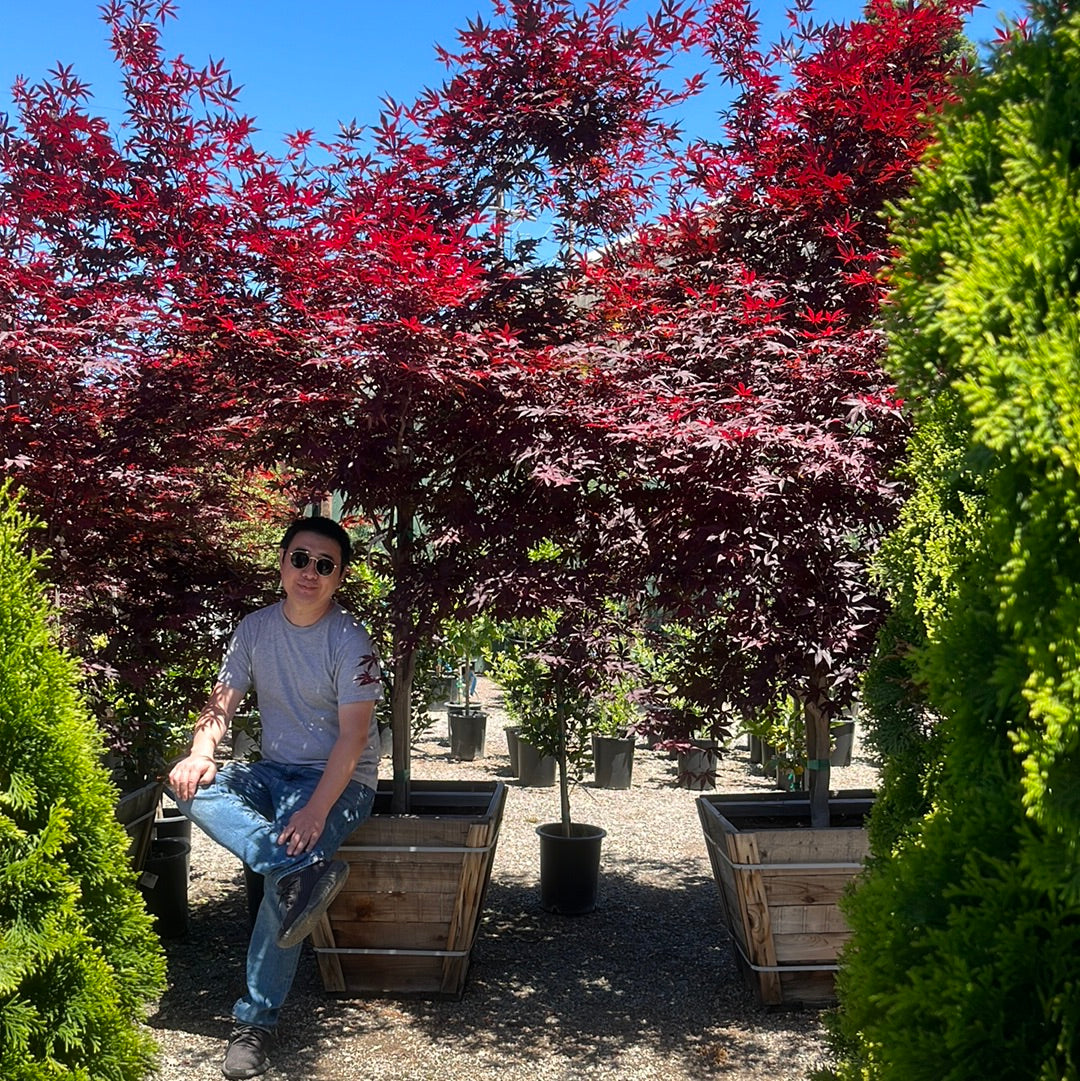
[829,6,1080,1079]
[0,485,164,1080]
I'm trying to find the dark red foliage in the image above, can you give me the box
[510,0,977,820]
[1,0,977,814]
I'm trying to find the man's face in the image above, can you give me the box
[279,529,345,609]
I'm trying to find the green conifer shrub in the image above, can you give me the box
[829,7,1080,1079]
[0,485,164,1080]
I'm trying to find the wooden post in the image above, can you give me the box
[729,831,782,1004]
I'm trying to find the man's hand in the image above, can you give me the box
[168,754,218,802]
[278,804,327,856]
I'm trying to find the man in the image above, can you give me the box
[169,515,381,1079]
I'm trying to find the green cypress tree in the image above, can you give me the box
[0,484,164,1080]
[830,6,1080,1079]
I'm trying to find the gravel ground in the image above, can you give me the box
[147,678,879,1081]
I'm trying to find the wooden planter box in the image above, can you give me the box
[115,779,164,874]
[696,789,874,1006]
[311,779,507,999]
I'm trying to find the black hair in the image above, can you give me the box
[279,515,352,570]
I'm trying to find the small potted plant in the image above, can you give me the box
[635,620,735,789]
[90,655,210,874]
[509,608,641,913]
[591,678,639,790]
[489,628,556,786]
[442,615,498,760]
[741,693,804,786]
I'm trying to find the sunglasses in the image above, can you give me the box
[288,550,338,577]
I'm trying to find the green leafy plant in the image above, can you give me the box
[492,608,642,831]
[442,614,501,713]
[829,10,1080,1078]
[636,620,734,754]
[0,484,165,1080]
[743,694,805,786]
[88,656,216,790]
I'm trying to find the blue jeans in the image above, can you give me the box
[172,760,375,1029]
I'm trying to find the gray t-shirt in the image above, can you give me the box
[218,600,382,789]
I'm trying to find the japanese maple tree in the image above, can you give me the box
[520,0,979,825]
[1,0,716,809]
[0,0,302,743]
[234,0,717,810]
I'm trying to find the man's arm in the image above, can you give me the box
[276,699,375,857]
[168,683,245,801]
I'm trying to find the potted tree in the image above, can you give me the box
[489,630,558,787]
[591,677,639,790]
[636,620,735,791]
[511,609,642,915]
[3,0,852,1002]
[529,1,971,1003]
[443,615,499,761]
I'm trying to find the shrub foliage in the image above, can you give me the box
[0,485,164,1081]
[833,7,1080,1078]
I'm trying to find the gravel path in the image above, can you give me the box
[147,678,879,1081]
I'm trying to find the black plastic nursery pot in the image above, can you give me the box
[592,734,635,789]
[152,805,192,878]
[516,739,557,787]
[448,708,487,760]
[505,726,521,775]
[536,822,606,915]
[677,743,718,790]
[830,720,856,767]
[142,836,191,938]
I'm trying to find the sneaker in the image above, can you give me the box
[275,858,349,949]
[222,1024,272,1079]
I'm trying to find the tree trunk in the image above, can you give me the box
[389,493,417,814]
[804,667,832,829]
[556,682,571,835]
[390,642,416,814]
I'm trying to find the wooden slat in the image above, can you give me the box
[340,848,472,867]
[330,890,456,925]
[342,818,478,848]
[335,955,446,997]
[779,969,839,1006]
[309,912,345,992]
[755,830,869,866]
[773,932,852,964]
[758,871,860,907]
[338,860,469,895]
[769,903,850,935]
[325,920,451,952]
[728,831,781,1005]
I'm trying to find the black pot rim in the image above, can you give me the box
[535,822,607,841]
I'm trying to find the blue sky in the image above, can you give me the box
[1,0,1029,154]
